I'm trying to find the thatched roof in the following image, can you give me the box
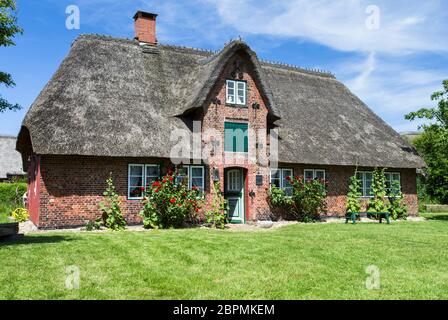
[17,34,424,168]
[0,136,25,179]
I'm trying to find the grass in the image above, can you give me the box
[1,219,448,300]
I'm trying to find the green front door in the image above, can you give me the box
[225,168,245,224]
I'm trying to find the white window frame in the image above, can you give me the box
[270,168,293,195]
[356,171,401,198]
[303,169,326,182]
[176,165,205,192]
[356,171,373,198]
[385,172,401,194]
[128,164,160,200]
[226,80,246,106]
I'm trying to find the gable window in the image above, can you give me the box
[128,164,160,199]
[270,168,293,196]
[226,80,246,105]
[304,169,326,182]
[224,122,248,153]
[175,165,205,192]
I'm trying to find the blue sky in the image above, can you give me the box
[1,0,447,136]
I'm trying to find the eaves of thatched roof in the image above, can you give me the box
[17,34,425,169]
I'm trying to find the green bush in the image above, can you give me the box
[99,173,127,231]
[268,176,327,222]
[85,218,102,231]
[140,171,202,229]
[368,168,388,214]
[205,182,228,229]
[0,182,27,204]
[346,171,362,214]
[388,181,408,220]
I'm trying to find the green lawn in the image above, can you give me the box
[1,220,448,300]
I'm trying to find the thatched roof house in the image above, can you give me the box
[17,11,424,229]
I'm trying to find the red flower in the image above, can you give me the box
[154,188,159,193]
[167,168,173,175]
[168,176,174,182]
[152,181,161,188]
[285,176,291,181]
[140,187,145,191]
[170,198,176,204]
[195,208,200,213]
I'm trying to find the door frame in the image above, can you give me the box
[224,167,246,224]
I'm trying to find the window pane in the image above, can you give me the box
[304,170,314,181]
[315,170,325,180]
[392,173,400,181]
[271,179,280,188]
[191,167,203,177]
[282,169,293,190]
[224,122,248,153]
[365,172,373,181]
[146,166,159,177]
[176,166,189,185]
[270,169,280,180]
[129,186,143,198]
[237,82,245,89]
[191,177,204,191]
[130,177,143,186]
[130,165,143,176]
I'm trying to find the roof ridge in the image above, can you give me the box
[0,135,17,139]
[259,59,335,78]
[74,35,335,78]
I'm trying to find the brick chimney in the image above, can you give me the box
[133,11,158,45]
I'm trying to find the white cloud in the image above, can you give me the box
[208,0,448,54]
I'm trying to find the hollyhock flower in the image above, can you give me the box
[285,176,291,181]
[152,181,161,188]
[154,188,159,193]
[140,187,145,191]
[170,198,176,204]
[168,176,174,182]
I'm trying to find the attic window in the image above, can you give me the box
[226,80,246,105]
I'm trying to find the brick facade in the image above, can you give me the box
[29,51,419,229]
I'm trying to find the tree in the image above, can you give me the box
[405,80,448,204]
[0,0,23,113]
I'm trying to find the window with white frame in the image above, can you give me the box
[128,164,160,199]
[304,169,326,182]
[270,168,293,196]
[356,171,373,198]
[385,172,401,195]
[175,165,205,192]
[356,171,401,197]
[226,80,246,105]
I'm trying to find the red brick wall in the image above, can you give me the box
[37,155,171,229]
[281,164,418,217]
[201,51,271,221]
[36,156,418,228]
